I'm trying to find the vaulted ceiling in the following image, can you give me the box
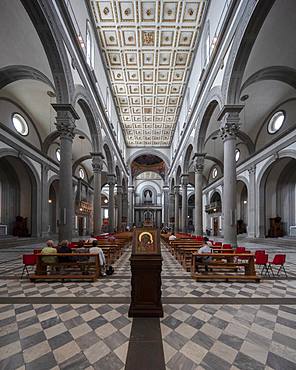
[90,1,207,146]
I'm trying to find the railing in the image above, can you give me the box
[205,202,222,213]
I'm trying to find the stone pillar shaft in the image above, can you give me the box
[92,153,103,236]
[174,186,180,232]
[194,154,205,236]
[181,175,188,233]
[248,166,256,238]
[53,104,79,242]
[108,174,116,233]
[163,186,169,226]
[117,185,123,231]
[128,186,134,225]
[218,105,243,246]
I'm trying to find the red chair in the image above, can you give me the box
[255,250,266,262]
[268,254,287,277]
[213,241,222,247]
[255,253,270,276]
[21,254,37,278]
[223,244,232,250]
[236,247,246,253]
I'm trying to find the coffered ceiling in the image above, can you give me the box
[90,1,207,146]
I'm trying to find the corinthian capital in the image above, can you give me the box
[91,152,104,173]
[193,153,206,174]
[52,104,79,141]
[218,105,243,142]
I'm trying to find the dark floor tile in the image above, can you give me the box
[0,330,19,347]
[191,331,215,350]
[104,331,128,351]
[26,352,56,370]
[207,316,228,330]
[17,316,39,330]
[167,352,197,370]
[0,315,17,327]
[254,316,275,330]
[272,332,296,350]
[111,315,130,330]
[164,331,187,351]
[201,352,232,370]
[0,351,23,370]
[0,305,13,313]
[41,316,61,329]
[64,316,84,330]
[185,316,205,329]
[218,333,244,350]
[76,331,99,350]
[93,352,123,370]
[87,316,108,330]
[96,304,113,314]
[55,305,72,314]
[234,352,265,370]
[60,352,90,370]
[21,331,47,350]
[15,304,33,315]
[246,331,271,350]
[76,305,92,314]
[276,316,296,328]
[35,305,52,315]
[279,305,296,315]
[115,304,129,314]
[267,352,296,370]
[162,316,182,330]
[48,331,73,350]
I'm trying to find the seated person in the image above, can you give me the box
[89,240,106,276]
[86,234,97,243]
[41,240,57,265]
[169,232,177,241]
[57,240,73,262]
[76,240,89,262]
[196,237,212,273]
[108,234,116,242]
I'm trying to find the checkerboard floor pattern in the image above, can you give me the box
[1,239,296,369]
[161,303,296,370]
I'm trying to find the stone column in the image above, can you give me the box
[169,191,175,228]
[128,185,135,225]
[117,185,123,231]
[163,185,169,227]
[181,175,189,233]
[218,105,243,247]
[193,153,205,236]
[91,152,103,235]
[41,163,49,237]
[174,185,180,232]
[52,104,79,242]
[107,174,116,233]
[122,191,128,223]
[248,165,256,238]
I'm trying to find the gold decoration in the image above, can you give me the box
[103,7,109,15]
[124,8,131,16]
[146,8,152,16]
[143,32,154,45]
[188,8,194,16]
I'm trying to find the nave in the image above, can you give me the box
[0,241,296,370]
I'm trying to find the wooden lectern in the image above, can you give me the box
[128,228,163,317]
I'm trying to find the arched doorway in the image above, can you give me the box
[208,191,222,236]
[237,181,248,234]
[48,180,59,235]
[259,158,296,237]
[0,156,38,236]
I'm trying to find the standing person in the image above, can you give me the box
[89,240,106,276]
[195,237,212,273]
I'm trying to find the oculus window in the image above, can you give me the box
[268,111,285,134]
[235,149,240,162]
[12,113,29,136]
[56,148,61,162]
[79,168,85,179]
[212,167,218,179]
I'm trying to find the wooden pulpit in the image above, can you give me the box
[128,228,163,317]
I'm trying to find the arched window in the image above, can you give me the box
[79,168,85,179]
[56,148,61,162]
[212,167,218,179]
[235,149,240,162]
[86,21,94,68]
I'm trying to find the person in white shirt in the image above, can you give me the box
[196,237,212,273]
[89,240,106,276]
[169,232,177,241]
[87,234,97,243]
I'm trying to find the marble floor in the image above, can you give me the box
[0,241,296,369]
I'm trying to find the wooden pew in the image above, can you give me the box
[30,253,101,282]
[191,252,260,282]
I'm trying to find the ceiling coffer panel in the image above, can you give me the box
[90,0,207,146]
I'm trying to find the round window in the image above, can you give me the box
[235,149,240,162]
[268,111,285,134]
[12,113,29,136]
[56,148,61,162]
[79,168,85,179]
[212,167,218,179]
